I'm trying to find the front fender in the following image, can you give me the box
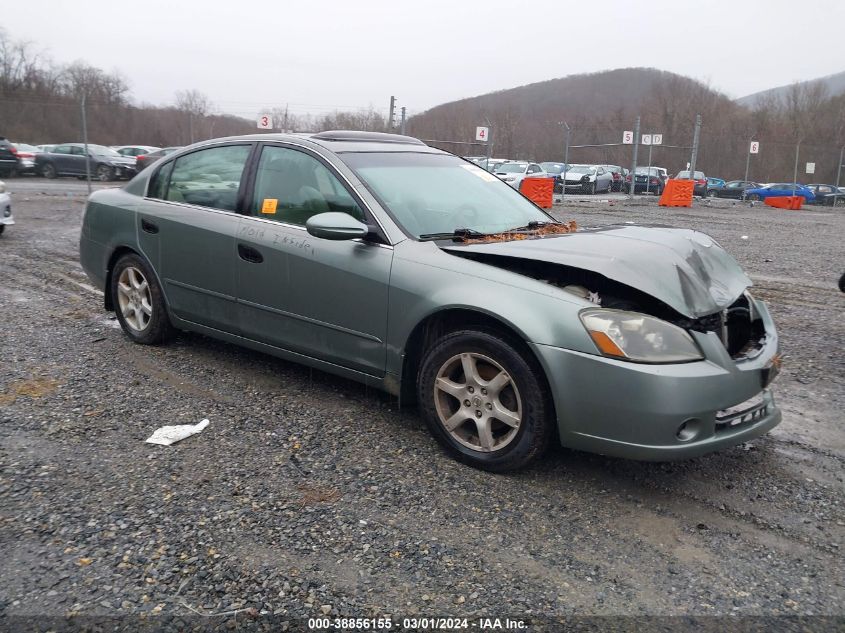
[385,241,598,377]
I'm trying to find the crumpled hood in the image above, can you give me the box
[442,225,752,318]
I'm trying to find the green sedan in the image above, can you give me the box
[79,131,782,471]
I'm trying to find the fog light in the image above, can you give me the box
[677,418,701,442]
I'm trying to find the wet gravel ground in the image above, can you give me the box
[0,183,843,631]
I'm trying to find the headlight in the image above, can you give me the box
[579,308,703,363]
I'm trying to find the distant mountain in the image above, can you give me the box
[408,67,739,165]
[736,70,845,107]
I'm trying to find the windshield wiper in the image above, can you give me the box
[503,220,551,232]
[418,228,488,241]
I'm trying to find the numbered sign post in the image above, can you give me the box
[475,126,489,142]
[652,134,663,145]
[642,134,652,146]
[257,114,273,130]
[743,141,759,201]
[806,162,815,174]
[622,130,634,144]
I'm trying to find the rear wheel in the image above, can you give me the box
[707,189,717,197]
[42,163,57,179]
[417,330,553,472]
[748,194,760,202]
[110,253,174,345]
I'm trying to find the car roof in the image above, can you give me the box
[190,131,447,156]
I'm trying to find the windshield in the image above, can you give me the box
[496,163,527,174]
[341,152,553,238]
[566,166,594,175]
[88,144,121,157]
[541,163,565,174]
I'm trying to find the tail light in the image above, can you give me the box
[625,175,632,182]
[696,179,706,185]
[650,177,658,184]
[9,146,18,156]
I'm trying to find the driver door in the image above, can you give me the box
[236,144,393,376]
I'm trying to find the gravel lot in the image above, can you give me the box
[1,181,843,631]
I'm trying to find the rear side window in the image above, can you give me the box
[155,145,250,211]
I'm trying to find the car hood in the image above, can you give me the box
[441,225,751,318]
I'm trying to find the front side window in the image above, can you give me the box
[249,146,364,226]
[341,152,552,238]
[160,145,250,211]
[53,145,71,155]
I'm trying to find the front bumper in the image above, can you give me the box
[531,297,782,461]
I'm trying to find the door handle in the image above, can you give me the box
[237,243,264,264]
[141,218,159,234]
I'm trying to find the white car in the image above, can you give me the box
[494,161,547,189]
[0,180,13,235]
[111,145,161,158]
[563,164,613,194]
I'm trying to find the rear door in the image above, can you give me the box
[235,144,392,375]
[140,143,253,332]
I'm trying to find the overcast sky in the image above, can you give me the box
[3,0,843,119]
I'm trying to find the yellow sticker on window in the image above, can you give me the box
[261,198,278,214]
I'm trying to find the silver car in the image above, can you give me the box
[563,165,613,194]
[494,161,547,189]
[0,180,13,235]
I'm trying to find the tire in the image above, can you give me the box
[110,253,174,345]
[96,164,115,182]
[707,189,717,198]
[42,163,57,179]
[585,182,595,194]
[417,330,553,472]
[748,194,760,202]
[0,224,5,235]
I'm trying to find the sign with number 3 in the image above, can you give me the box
[257,114,273,130]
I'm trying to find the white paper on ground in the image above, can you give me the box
[145,419,210,446]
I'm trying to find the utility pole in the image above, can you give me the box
[792,141,800,197]
[835,146,844,205]
[560,122,571,202]
[484,117,493,169]
[688,114,701,178]
[400,107,407,135]
[80,93,91,195]
[283,104,289,133]
[387,96,396,132]
[629,117,640,200]
[742,134,755,201]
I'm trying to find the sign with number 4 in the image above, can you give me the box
[475,126,489,142]
[257,114,273,130]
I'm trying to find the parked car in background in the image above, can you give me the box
[598,165,625,191]
[112,145,161,158]
[36,144,56,153]
[35,143,137,181]
[710,180,761,199]
[135,146,183,172]
[627,166,665,195]
[706,177,726,197]
[744,183,816,203]
[540,162,567,193]
[0,138,17,177]
[79,130,782,470]
[675,170,708,197]
[0,179,13,235]
[806,183,845,206]
[11,143,41,175]
[494,161,547,190]
[564,165,613,194]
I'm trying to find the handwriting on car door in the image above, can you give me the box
[238,223,314,256]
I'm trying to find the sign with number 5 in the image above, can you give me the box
[257,114,273,130]
[622,130,633,144]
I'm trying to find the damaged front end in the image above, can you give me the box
[438,223,782,459]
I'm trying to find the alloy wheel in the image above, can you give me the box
[116,266,153,332]
[433,352,522,453]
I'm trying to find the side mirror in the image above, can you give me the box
[305,212,369,241]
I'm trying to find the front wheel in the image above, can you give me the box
[585,182,595,194]
[111,253,174,345]
[748,194,760,201]
[42,163,57,179]
[417,330,553,472]
[96,164,115,182]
